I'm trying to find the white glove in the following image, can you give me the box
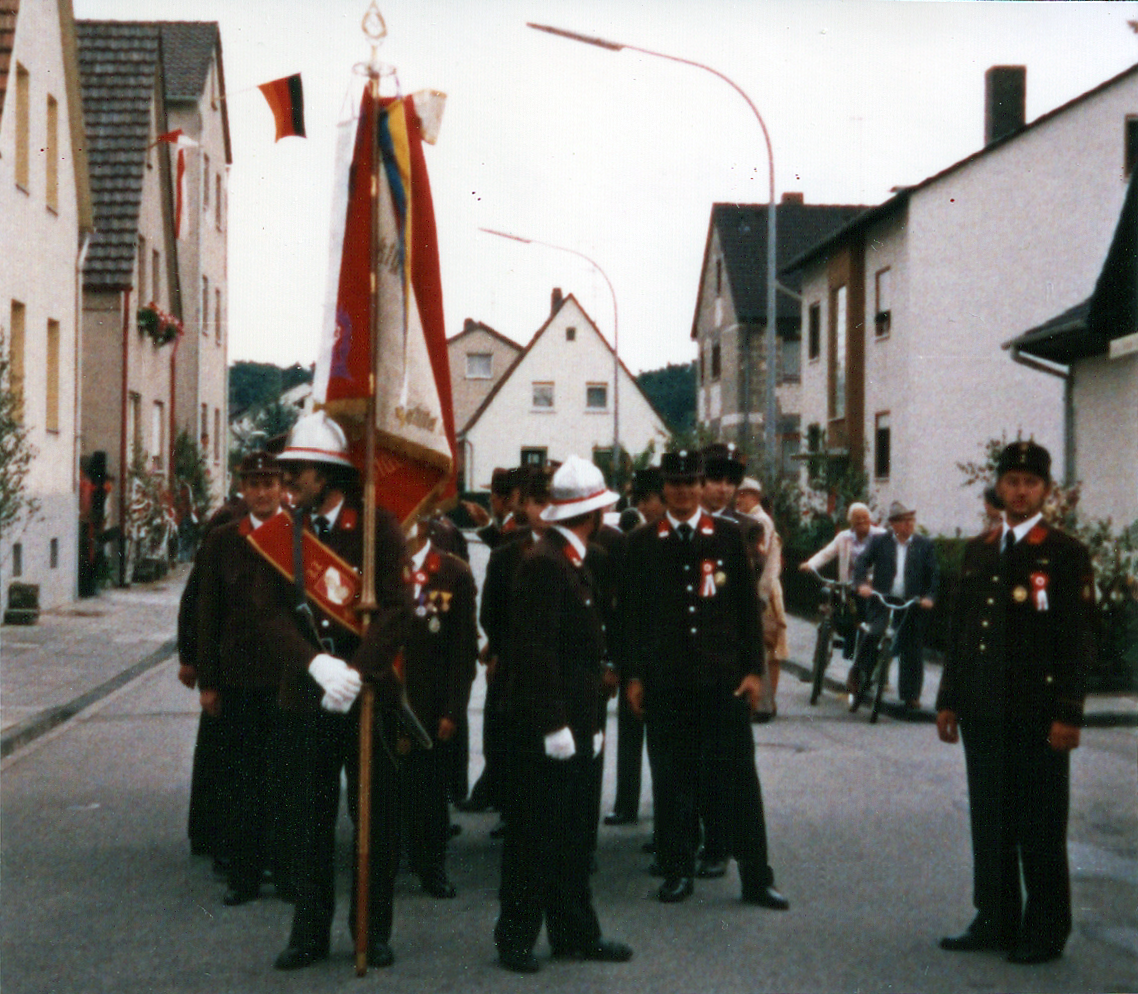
[592,730,604,758]
[544,726,576,760]
[308,654,362,712]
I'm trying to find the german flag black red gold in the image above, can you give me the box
[258,73,306,141]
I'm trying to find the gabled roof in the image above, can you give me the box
[785,60,1138,276]
[77,19,164,291]
[0,1,17,126]
[1008,168,1138,364]
[447,318,521,353]
[158,21,231,165]
[462,292,667,436]
[691,200,869,339]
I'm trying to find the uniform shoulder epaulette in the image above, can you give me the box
[1026,522,1049,545]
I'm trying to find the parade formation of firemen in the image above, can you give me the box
[177,414,1093,974]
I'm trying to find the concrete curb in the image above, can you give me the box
[0,639,178,759]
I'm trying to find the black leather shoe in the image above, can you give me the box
[647,858,665,877]
[366,940,395,968]
[1007,943,1062,965]
[742,884,790,910]
[273,943,329,970]
[556,939,633,962]
[696,857,728,879]
[604,811,638,826]
[939,929,1013,952]
[420,872,457,899]
[222,887,259,906]
[657,876,694,903]
[449,823,462,837]
[498,949,540,973]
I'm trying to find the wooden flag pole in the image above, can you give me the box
[354,51,383,979]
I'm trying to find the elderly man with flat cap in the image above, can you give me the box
[936,440,1094,965]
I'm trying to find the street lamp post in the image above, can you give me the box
[528,22,780,480]
[479,226,621,475]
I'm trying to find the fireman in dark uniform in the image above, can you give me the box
[399,516,478,897]
[623,450,788,910]
[937,440,1095,965]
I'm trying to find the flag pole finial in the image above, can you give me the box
[362,2,387,71]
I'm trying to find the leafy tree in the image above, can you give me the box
[0,333,39,538]
[228,360,313,414]
[636,362,696,433]
[173,430,213,525]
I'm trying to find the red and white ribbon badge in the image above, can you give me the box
[1030,571,1049,612]
[700,559,717,598]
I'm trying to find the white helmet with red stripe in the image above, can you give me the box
[276,411,354,469]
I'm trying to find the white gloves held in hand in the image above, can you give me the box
[544,726,576,760]
[308,653,362,713]
[593,730,604,758]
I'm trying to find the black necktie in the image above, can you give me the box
[313,515,330,540]
[1003,530,1015,557]
[677,523,693,542]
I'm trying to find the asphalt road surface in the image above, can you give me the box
[2,643,1136,994]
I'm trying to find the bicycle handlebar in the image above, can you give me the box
[865,590,922,613]
[806,566,853,590]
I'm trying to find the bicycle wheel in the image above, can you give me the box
[870,636,891,723]
[848,636,870,714]
[809,615,833,705]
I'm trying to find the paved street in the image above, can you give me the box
[2,545,1136,993]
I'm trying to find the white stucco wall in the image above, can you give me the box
[1072,352,1138,527]
[0,0,83,608]
[464,297,668,490]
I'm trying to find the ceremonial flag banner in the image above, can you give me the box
[314,86,456,525]
[155,130,198,239]
[258,73,306,141]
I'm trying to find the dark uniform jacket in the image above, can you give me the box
[936,521,1094,728]
[505,531,606,748]
[254,501,412,713]
[623,512,764,691]
[477,513,520,551]
[403,544,479,729]
[479,530,534,662]
[853,529,939,601]
[194,514,289,691]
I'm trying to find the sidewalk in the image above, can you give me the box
[0,564,186,758]
[1,558,1133,762]
[780,612,1138,728]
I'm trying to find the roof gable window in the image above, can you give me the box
[466,352,492,379]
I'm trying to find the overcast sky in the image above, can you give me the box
[75,0,1138,374]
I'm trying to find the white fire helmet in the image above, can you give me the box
[276,411,354,469]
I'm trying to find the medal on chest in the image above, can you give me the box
[1030,571,1049,611]
[700,559,718,598]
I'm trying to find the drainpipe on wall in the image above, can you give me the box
[119,288,131,586]
[74,233,91,494]
[1007,347,1074,487]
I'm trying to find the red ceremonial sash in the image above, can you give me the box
[246,512,363,636]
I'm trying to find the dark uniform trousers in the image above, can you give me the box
[611,678,645,819]
[495,742,602,956]
[937,522,1093,950]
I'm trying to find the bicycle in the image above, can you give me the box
[848,590,920,723]
[805,567,854,705]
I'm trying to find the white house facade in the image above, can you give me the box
[0,0,92,609]
[447,318,521,435]
[791,64,1138,535]
[462,290,669,491]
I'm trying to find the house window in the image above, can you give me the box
[215,174,223,230]
[215,289,222,344]
[520,447,546,467]
[12,543,22,577]
[203,153,210,209]
[202,276,210,336]
[49,537,59,569]
[466,353,492,379]
[807,302,821,361]
[138,237,147,297]
[593,447,614,478]
[875,412,891,479]
[128,392,142,455]
[200,403,209,445]
[14,64,29,190]
[532,382,554,409]
[586,384,608,410]
[152,249,161,303]
[1126,116,1138,177]
[875,267,892,337]
[566,326,576,341]
[711,342,721,380]
[46,95,59,211]
[152,401,165,469]
[9,300,25,424]
[213,408,221,463]
[829,285,847,420]
[780,334,801,382]
[46,319,60,433]
[715,257,722,296]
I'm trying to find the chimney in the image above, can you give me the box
[780,192,804,205]
[985,66,1026,146]
[463,317,476,332]
[551,287,563,314]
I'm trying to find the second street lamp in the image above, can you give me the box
[479,227,622,476]
[528,21,781,480]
